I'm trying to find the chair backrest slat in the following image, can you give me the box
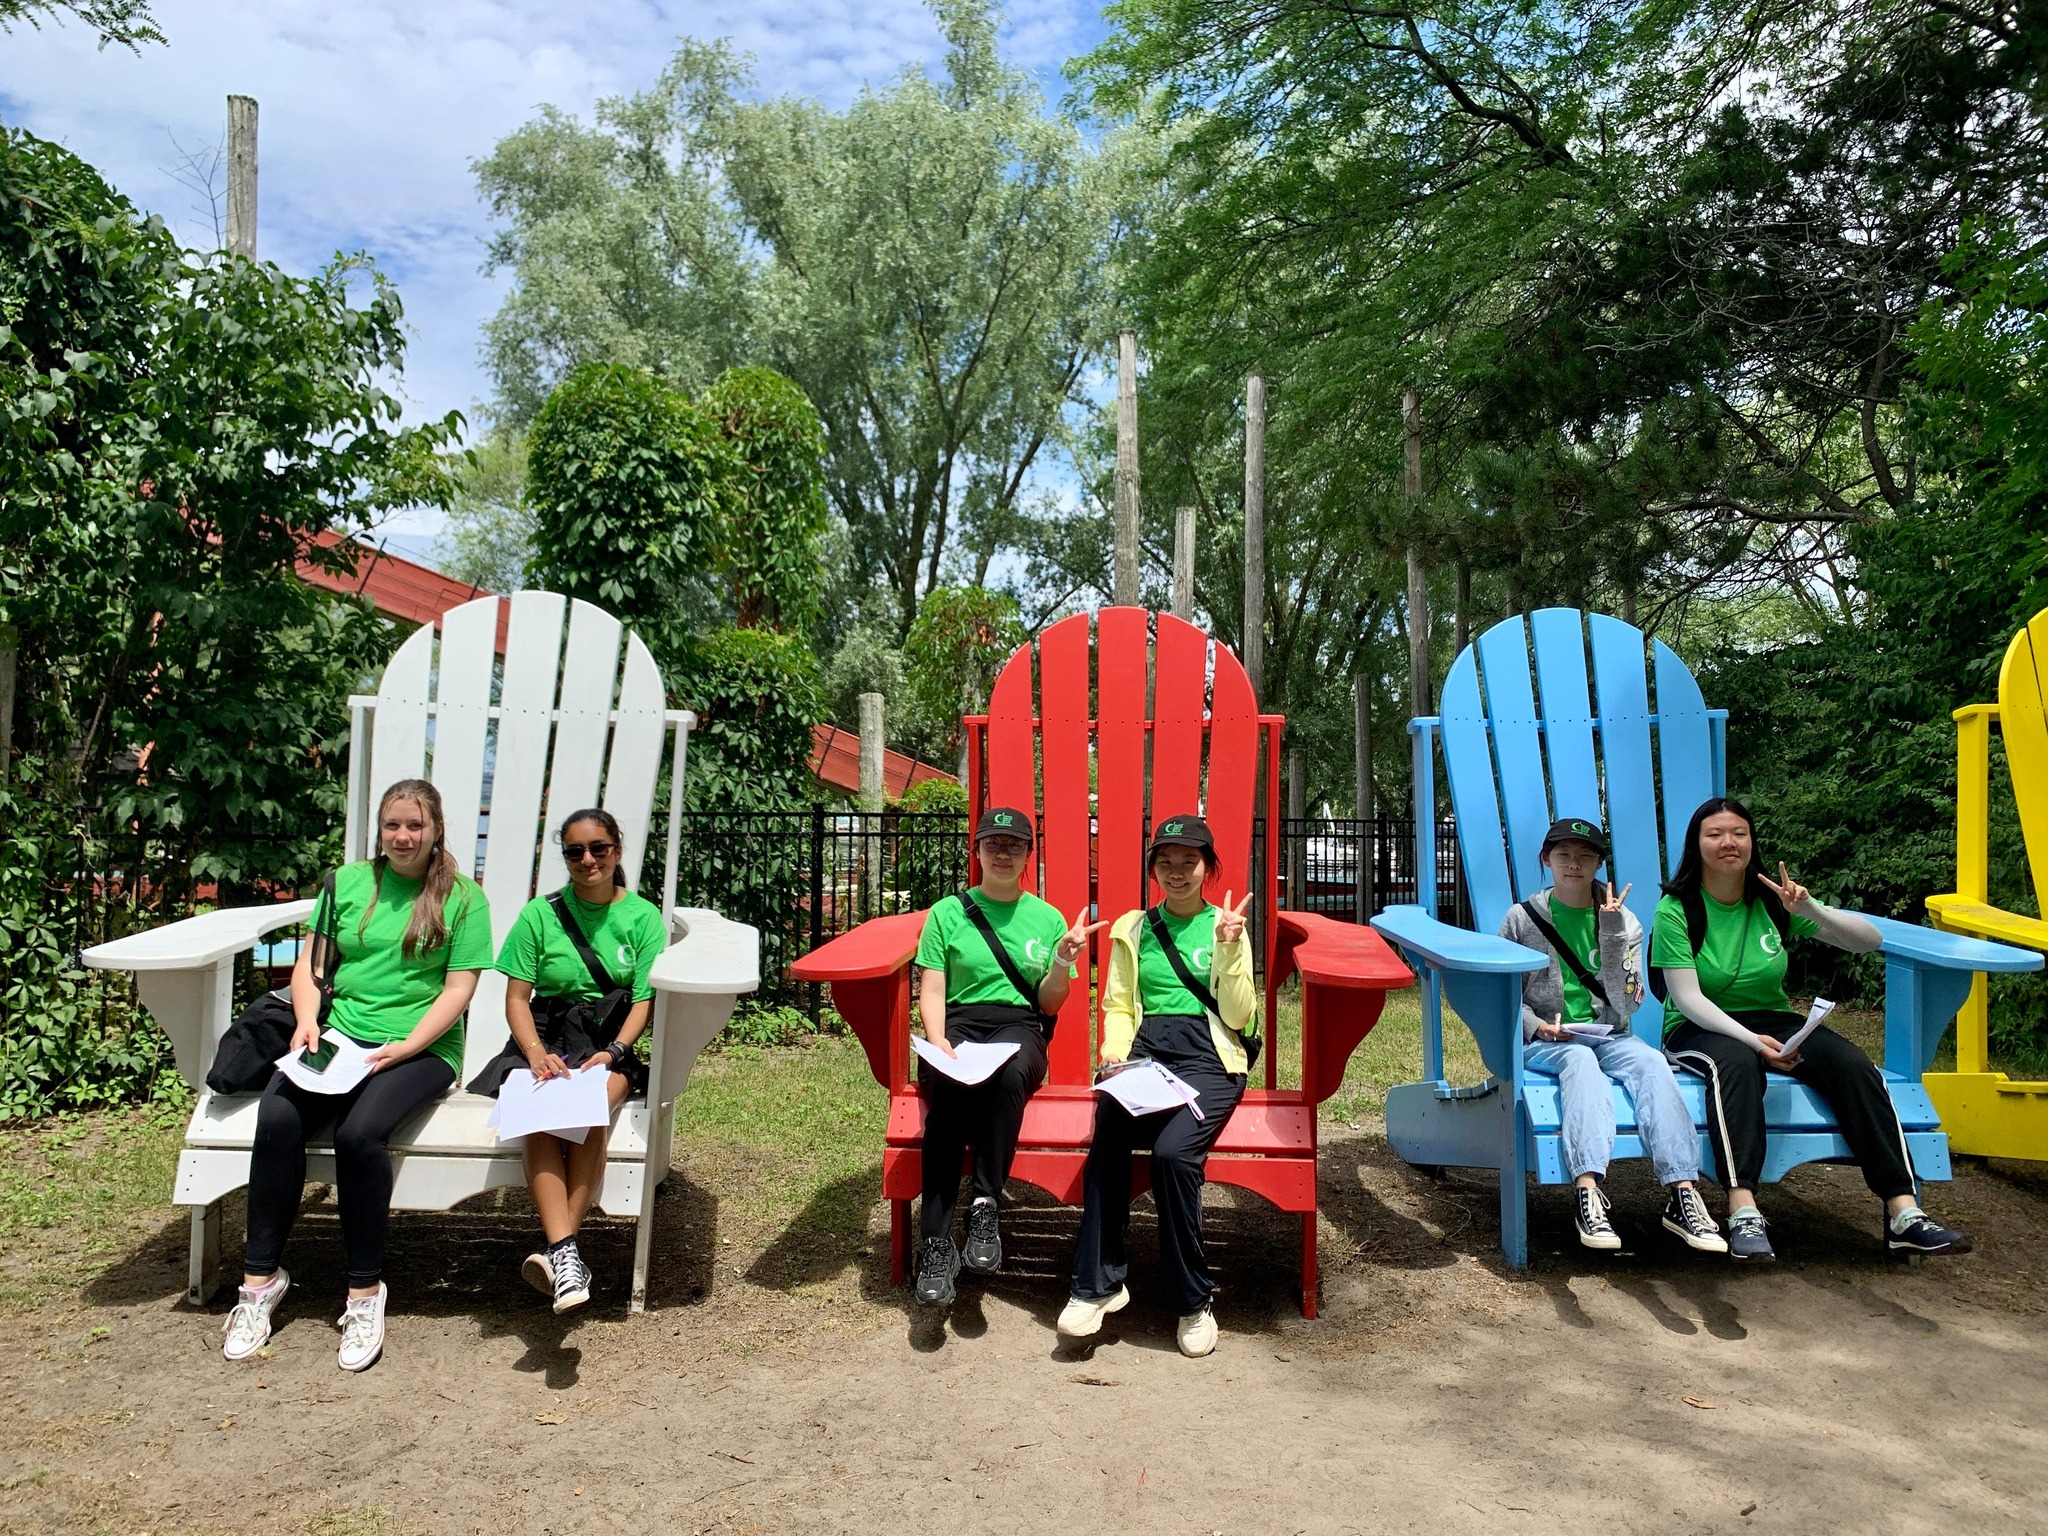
[1440,648,1514,930]
[604,635,669,896]
[1586,615,1660,932]
[1652,639,1716,880]
[1475,618,1551,898]
[536,603,625,896]
[2001,616,2048,902]
[432,598,499,877]
[369,625,433,794]
[1529,609,1600,824]
[973,608,1271,1084]
[1095,608,1151,931]
[1150,616,1209,823]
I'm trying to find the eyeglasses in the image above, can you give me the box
[979,837,1029,856]
[563,840,616,862]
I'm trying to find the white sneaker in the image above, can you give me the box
[222,1270,289,1362]
[1056,1286,1130,1338]
[1176,1305,1219,1358]
[336,1283,387,1372]
[521,1252,553,1298]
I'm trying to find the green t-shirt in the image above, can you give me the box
[311,861,493,1072]
[496,889,667,1002]
[915,891,1073,1007]
[1652,891,1821,1026]
[1137,905,1218,1016]
[1547,899,1601,1025]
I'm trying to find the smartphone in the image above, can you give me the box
[299,1036,341,1073]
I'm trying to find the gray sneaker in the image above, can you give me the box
[963,1200,1002,1272]
[1727,1207,1775,1262]
[914,1237,961,1306]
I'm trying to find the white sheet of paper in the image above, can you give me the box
[492,1067,611,1142]
[1094,1059,1204,1120]
[910,1034,1021,1086]
[274,1030,375,1095]
[1781,997,1837,1055]
[1563,1022,1614,1039]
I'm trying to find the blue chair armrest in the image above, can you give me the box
[1863,914,2044,974]
[1370,905,1548,974]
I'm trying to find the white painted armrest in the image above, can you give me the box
[82,900,316,973]
[649,907,761,996]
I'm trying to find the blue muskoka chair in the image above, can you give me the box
[1370,608,2042,1266]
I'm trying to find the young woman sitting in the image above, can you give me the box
[469,808,668,1312]
[1499,817,1725,1254]
[1654,796,1972,1261]
[223,779,491,1371]
[912,807,1098,1306]
[1057,814,1256,1359]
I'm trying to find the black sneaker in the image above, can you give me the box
[1727,1207,1775,1261]
[963,1200,1002,1272]
[1661,1185,1729,1254]
[1888,1208,1974,1255]
[1574,1183,1620,1251]
[914,1237,961,1305]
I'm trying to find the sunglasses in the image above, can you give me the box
[563,840,617,862]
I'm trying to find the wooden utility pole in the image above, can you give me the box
[1113,331,1141,607]
[1171,506,1195,620]
[1244,375,1266,696]
[857,693,885,812]
[226,94,258,259]
[1403,388,1430,717]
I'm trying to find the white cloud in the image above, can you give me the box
[1,0,1107,541]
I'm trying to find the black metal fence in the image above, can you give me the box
[673,810,1467,1014]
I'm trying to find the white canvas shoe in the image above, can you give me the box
[1176,1306,1218,1358]
[336,1282,387,1372]
[1055,1286,1130,1338]
[222,1270,289,1362]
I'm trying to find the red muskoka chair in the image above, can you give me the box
[791,608,1412,1317]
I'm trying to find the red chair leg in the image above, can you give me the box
[1300,1210,1319,1320]
[891,1198,912,1286]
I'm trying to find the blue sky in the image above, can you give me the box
[2,0,1112,553]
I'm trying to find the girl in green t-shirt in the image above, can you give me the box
[479,808,668,1314]
[224,779,491,1374]
[910,806,1098,1309]
[1656,797,1971,1262]
[1058,813,1257,1360]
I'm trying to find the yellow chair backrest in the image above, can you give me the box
[2000,611,2048,905]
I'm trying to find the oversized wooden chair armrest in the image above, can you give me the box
[1371,905,1547,1087]
[1272,912,1414,1103]
[1860,914,2043,1078]
[82,900,318,1090]
[643,907,762,1104]
[789,912,929,1088]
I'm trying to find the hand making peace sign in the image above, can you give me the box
[1758,861,1815,916]
[1054,911,1109,968]
[1600,881,1633,915]
[1214,889,1254,945]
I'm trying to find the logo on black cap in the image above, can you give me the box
[1571,820,1594,837]
[1164,820,1184,834]
[994,811,1014,827]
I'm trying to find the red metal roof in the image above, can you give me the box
[809,724,956,799]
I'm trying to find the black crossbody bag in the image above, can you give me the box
[1142,905,1261,1073]
[536,890,635,1053]
[956,892,1057,1032]
[207,871,341,1094]
[1517,893,1610,1007]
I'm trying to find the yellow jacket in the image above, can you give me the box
[1099,906,1260,1074]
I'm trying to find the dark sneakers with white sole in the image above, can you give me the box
[1662,1185,1729,1253]
[1574,1183,1622,1251]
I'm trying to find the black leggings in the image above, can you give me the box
[1664,1011,1916,1201]
[919,1007,1050,1242]
[244,1050,454,1285]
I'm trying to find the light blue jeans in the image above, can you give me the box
[1524,1032,1699,1186]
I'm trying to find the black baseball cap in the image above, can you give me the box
[1540,816,1608,857]
[975,807,1034,846]
[1148,813,1215,861]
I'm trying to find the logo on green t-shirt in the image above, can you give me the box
[1759,927,1782,956]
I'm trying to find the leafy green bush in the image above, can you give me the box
[712,999,843,1051]
[704,366,829,633]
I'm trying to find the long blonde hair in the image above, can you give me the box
[362,778,466,957]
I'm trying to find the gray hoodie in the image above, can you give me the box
[1495,888,1646,1042]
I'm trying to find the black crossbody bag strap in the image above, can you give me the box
[1144,905,1226,1019]
[547,891,622,994]
[1518,896,1610,1005]
[956,892,1043,1012]
[307,870,341,1013]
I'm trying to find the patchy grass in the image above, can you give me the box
[0,1105,182,1308]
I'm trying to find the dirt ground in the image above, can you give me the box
[5,1125,2048,1536]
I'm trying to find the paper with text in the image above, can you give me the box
[910,1035,1022,1086]
[490,1066,611,1142]
[1094,1059,1204,1120]
[274,1031,375,1095]
[1782,997,1837,1056]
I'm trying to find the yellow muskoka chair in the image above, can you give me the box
[1925,607,2048,1160]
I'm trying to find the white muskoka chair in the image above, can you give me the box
[84,592,760,1312]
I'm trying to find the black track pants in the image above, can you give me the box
[1664,1012,1915,1201]
[918,1011,1049,1243]
[1071,1015,1245,1317]
[243,1050,455,1284]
